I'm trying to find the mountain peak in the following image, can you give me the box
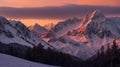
[34,23,41,27]
[28,23,48,36]
[90,10,105,21]
[0,16,5,19]
[0,16,9,24]
[44,23,55,30]
[34,23,47,30]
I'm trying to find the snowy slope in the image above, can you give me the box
[44,10,120,60]
[0,53,59,67]
[0,17,50,49]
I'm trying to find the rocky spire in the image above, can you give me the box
[89,10,106,22]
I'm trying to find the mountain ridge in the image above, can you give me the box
[0,17,51,49]
[40,10,120,60]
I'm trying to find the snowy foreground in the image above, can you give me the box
[0,53,59,67]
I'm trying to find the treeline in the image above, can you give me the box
[26,44,83,67]
[0,42,28,58]
[85,40,120,67]
[0,40,120,67]
[0,42,83,67]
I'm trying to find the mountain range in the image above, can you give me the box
[0,10,120,61]
[29,10,120,60]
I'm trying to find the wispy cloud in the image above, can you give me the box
[0,5,120,19]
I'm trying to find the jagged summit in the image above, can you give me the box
[0,16,10,24]
[82,10,105,23]
[34,23,44,30]
[34,23,40,27]
[89,10,106,22]
[28,23,48,36]
[78,10,107,33]
[44,23,55,30]
[43,10,120,60]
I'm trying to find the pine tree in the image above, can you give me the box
[111,40,119,66]
[105,44,112,67]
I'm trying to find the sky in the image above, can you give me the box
[0,0,120,26]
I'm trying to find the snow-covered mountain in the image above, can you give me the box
[1,10,120,61]
[43,10,120,60]
[0,53,59,67]
[28,23,48,37]
[0,17,50,49]
[45,17,81,38]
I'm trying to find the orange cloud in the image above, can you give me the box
[1,0,120,26]
[79,0,120,6]
[0,0,119,7]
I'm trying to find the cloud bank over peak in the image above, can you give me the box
[0,5,120,19]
